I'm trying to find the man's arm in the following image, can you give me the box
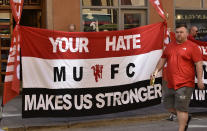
[151,58,167,77]
[195,61,205,90]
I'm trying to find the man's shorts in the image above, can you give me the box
[161,79,168,102]
[162,85,194,112]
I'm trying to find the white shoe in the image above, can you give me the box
[166,113,177,121]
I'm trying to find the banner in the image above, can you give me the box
[190,85,207,107]
[188,37,207,107]
[149,0,166,21]
[20,22,165,118]
[3,25,21,105]
[188,36,207,61]
[10,0,24,24]
[3,0,24,105]
[191,62,207,107]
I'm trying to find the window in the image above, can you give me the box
[82,0,118,6]
[82,0,147,32]
[83,9,118,32]
[24,0,41,5]
[124,13,141,29]
[121,0,131,5]
[121,0,146,6]
[0,0,9,5]
[20,10,42,27]
[92,0,102,6]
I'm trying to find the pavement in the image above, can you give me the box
[0,95,206,131]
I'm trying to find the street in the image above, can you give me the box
[4,114,206,131]
[0,96,206,131]
[54,116,207,131]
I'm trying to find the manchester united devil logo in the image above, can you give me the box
[91,64,103,82]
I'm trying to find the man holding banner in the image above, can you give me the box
[151,24,204,131]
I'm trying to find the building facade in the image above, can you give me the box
[1,0,207,86]
[46,0,174,32]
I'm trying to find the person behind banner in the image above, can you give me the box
[188,26,198,40]
[68,24,76,32]
[151,24,204,131]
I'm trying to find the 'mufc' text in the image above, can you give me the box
[49,37,89,53]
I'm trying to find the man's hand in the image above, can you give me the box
[150,69,158,85]
[195,61,204,90]
[150,58,166,80]
[151,69,158,79]
[197,80,205,90]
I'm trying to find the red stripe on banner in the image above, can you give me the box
[3,25,21,105]
[20,22,164,59]
[5,71,13,76]
[149,0,166,21]
[10,0,24,24]
[187,36,207,61]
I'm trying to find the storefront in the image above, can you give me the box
[175,0,207,40]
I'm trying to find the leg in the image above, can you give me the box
[162,80,176,119]
[175,87,194,131]
[168,108,176,114]
[176,110,188,131]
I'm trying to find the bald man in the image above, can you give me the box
[189,26,198,39]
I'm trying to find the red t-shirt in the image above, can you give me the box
[161,40,202,90]
[187,34,195,41]
[163,32,176,81]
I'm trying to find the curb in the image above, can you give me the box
[3,113,169,131]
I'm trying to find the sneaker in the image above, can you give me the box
[166,113,177,121]
[184,115,192,131]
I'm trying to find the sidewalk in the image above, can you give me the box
[0,95,206,130]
